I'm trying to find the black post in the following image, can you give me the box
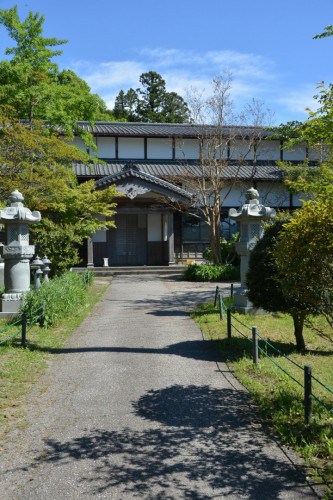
[227,308,232,339]
[21,313,27,347]
[219,294,223,320]
[214,286,219,308]
[304,365,312,426]
[252,326,258,365]
[230,283,234,298]
[39,302,45,327]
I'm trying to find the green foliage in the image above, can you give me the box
[274,200,333,329]
[183,263,239,282]
[0,6,114,141]
[21,271,94,326]
[113,71,190,123]
[203,233,240,265]
[0,114,118,273]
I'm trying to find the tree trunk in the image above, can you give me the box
[292,311,306,351]
[208,207,222,265]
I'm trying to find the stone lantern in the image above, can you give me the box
[229,188,276,313]
[0,190,41,312]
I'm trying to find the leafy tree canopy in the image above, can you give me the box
[0,6,114,140]
[113,71,191,123]
[0,111,118,274]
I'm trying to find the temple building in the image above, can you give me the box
[72,122,310,267]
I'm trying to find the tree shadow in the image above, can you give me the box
[25,339,223,362]
[11,385,318,498]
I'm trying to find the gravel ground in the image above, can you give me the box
[0,276,322,499]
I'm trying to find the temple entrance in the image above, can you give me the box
[108,214,147,266]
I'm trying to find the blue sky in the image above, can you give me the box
[0,0,332,124]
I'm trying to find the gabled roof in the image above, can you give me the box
[95,162,192,203]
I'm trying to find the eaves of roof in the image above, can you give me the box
[77,121,272,138]
[73,160,284,182]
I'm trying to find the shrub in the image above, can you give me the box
[183,263,240,282]
[21,271,94,326]
[203,233,240,265]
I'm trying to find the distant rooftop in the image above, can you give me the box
[77,121,271,138]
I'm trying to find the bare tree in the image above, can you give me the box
[169,73,273,264]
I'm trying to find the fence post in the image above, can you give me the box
[304,365,312,426]
[214,286,219,308]
[21,313,27,347]
[219,294,223,320]
[227,307,232,339]
[230,283,234,298]
[39,302,45,327]
[252,326,258,365]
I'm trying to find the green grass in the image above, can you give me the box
[0,279,109,445]
[191,301,333,497]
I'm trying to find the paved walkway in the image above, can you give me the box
[0,276,321,499]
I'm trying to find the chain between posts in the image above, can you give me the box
[217,292,332,425]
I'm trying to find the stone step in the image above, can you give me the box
[73,266,186,276]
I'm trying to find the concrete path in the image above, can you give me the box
[0,276,321,499]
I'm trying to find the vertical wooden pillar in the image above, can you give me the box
[87,237,94,268]
[167,212,175,266]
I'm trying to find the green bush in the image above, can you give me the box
[21,271,94,326]
[183,263,240,282]
[203,233,240,265]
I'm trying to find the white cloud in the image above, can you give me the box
[275,86,318,116]
[68,47,316,123]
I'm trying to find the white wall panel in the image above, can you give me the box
[230,140,254,160]
[97,137,116,158]
[256,140,281,160]
[72,137,86,151]
[283,143,307,161]
[148,213,162,241]
[175,139,200,160]
[119,137,144,159]
[147,138,173,159]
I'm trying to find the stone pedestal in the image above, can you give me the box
[229,188,275,314]
[0,191,41,313]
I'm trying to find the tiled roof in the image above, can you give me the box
[95,162,192,200]
[77,121,270,138]
[73,160,283,181]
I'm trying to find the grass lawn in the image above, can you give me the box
[0,279,110,446]
[191,299,333,497]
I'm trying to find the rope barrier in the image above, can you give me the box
[230,313,252,331]
[257,345,304,389]
[231,323,253,341]
[255,331,304,371]
[0,328,21,345]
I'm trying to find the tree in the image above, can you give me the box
[168,74,273,264]
[0,6,114,140]
[246,215,312,351]
[0,112,118,274]
[113,88,139,121]
[273,200,333,334]
[113,71,190,123]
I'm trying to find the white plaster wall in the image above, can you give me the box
[92,215,107,243]
[256,140,281,160]
[97,137,116,158]
[147,138,173,159]
[202,139,228,159]
[220,183,291,208]
[119,137,144,158]
[175,139,200,160]
[283,143,307,161]
[72,137,86,152]
[230,140,254,160]
[148,213,162,241]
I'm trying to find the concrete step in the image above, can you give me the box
[73,266,187,276]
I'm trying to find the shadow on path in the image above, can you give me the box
[11,385,317,498]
